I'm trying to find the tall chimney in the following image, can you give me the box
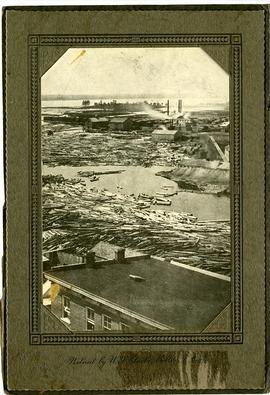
[115,247,125,264]
[178,99,182,113]
[167,100,170,116]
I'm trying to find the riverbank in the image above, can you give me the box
[156,159,229,194]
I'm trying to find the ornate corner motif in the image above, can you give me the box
[231,35,242,44]
[29,35,40,46]
[30,334,41,345]
[233,333,243,343]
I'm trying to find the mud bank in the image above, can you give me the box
[156,161,229,193]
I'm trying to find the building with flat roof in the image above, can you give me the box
[109,117,133,131]
[152,128,181,143]
[85,117,109,130]
[44,246,230,333]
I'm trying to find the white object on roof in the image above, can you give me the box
[129,274,145,281]
[43,280,51,297]
[43,298,51,306]
[61,317,71,325]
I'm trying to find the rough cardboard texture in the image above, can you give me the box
[4,8,267,392]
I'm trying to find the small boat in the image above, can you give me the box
[137,200,151,209]
[156,191,176,197]
[138,193,154,201]
[153,198,172,206]
[163,191,177,197]
[89,175,99,182]
[77,170,95,177]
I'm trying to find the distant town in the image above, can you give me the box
[42,98,229,168]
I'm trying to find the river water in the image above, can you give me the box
[42,98,227,113]
[43,165,230,221]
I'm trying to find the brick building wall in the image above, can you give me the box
[50,285,159,332]
[51,292,63,319]
[42,305,71,333]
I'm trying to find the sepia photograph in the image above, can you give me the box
[41,47,231,333]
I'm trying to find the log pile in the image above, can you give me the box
[43,175,231,276]
[42,126,200,168]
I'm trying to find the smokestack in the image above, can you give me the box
[115,247,125,264]
[167,100,170,116]
[178,99,182,113]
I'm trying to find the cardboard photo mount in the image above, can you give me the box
[3,5,269,393]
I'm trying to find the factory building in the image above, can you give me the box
[85,117,109,130]
[109,117,133,131]
[152,127,181,143]
[43,242,230,333]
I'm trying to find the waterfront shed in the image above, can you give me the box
[87,117,109,130]
[152,128,181,143]
[109,117,133,131]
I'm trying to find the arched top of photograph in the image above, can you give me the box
[41,47,229,110]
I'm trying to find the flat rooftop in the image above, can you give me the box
[45,257,230,332]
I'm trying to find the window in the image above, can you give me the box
[120,322,129,332]
[103,315,112,330]
[61,296,71,325]
[87,307,95,321]
[87,321,95,331]
[86,307,95,331]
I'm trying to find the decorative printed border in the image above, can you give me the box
[231,44,243,339]
[40,333,233,345]
[29,34,242,345]
[29,34,232,46]
[29,44,41,334]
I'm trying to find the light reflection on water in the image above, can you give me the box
[42,165,230,221]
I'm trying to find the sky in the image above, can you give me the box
[41,47,229,103]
